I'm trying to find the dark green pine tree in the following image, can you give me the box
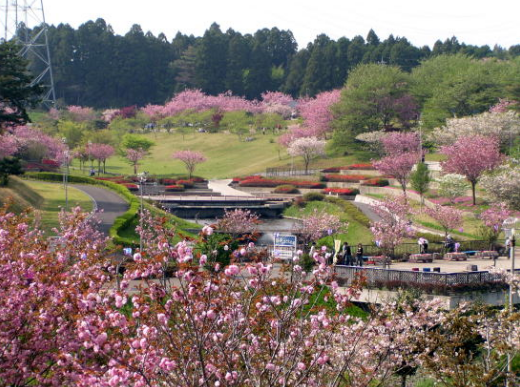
[283,49,310,97]
[300,34,337,96]
[244,32,272,99]
[195,23,228,95]
[0,41,42,127]
[225,31,251,96]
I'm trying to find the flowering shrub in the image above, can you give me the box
[322,174,367,182]
[164,184,185,192]
[361,178,390,187]
[323,188,360,195]
[239,177,325,189]
[273,184,300,194]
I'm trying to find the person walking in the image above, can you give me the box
[356,243,364,266]
[423,238,429,254]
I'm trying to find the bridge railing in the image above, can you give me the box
[334,265,512,287]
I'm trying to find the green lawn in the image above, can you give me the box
[87,131,365,179]
[23,180,94,234]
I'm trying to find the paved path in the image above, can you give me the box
[73,185,128,235]
[208,179,253,197]
[354,195,445,236]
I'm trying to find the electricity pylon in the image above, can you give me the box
[1,0,56,106]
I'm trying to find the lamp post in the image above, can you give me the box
[139,171,148,252]
[61,138,69,210]
[502,216,517,386]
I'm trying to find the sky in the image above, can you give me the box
[3,0,520,49]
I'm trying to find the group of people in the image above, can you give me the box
[308,241,364,266]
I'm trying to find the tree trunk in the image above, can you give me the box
[471,180,476,205]
[134,163,138,175]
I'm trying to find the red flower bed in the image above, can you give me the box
[165,185,185,192]
[122,183,139,191]
[160,178,177,185]
[176,179,194,188]
[323,174,367,182]
[190,177,206,183]
[239,177,325,189]
[232,175,262,183]
[346,163,375,170]
[361,178,389,187]
[322,188,360,195]
[95,176,125,181]
[42,159,61,168]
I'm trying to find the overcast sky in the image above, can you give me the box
[5,0,520,48]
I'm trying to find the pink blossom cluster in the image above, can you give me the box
[12,125,66,160]
[370,197,414,252]
[0,206,518,386]
[297,89,341,137]
[425,204,463,237]
[0,134,18,158]
[67,105,97,122]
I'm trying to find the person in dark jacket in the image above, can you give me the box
[356,243,364,266]
[340,242,352,265]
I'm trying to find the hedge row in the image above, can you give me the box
[323,196,371,228]
[273,184,300,194]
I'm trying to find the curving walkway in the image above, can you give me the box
[73,185,128,235]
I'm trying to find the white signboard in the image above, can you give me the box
[273,234,297,260]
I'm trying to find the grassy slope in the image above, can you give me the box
[0,176,44,213]
[95,131,364,179]
[22,180,94,234]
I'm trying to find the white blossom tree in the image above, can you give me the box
[287,136,326,174]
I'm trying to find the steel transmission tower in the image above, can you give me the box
[1,0,56,105]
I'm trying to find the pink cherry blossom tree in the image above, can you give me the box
[381,131,420,155]
[216,208,260,238]
[370,197,414,257]
[293,209,345,245]
[287,136,326,174]
[66,105,97,122]
[373,152,419,197]
[297,89,341,137]
[125,147,147,175]
[1,205,518,386]
[86,143,115,175]
[0,134,18,158]
[425,204,464,238]
[479,202,511,249]
[172,150,207,178]
[441,135,503,205]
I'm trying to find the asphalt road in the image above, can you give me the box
[73,184,128,235]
